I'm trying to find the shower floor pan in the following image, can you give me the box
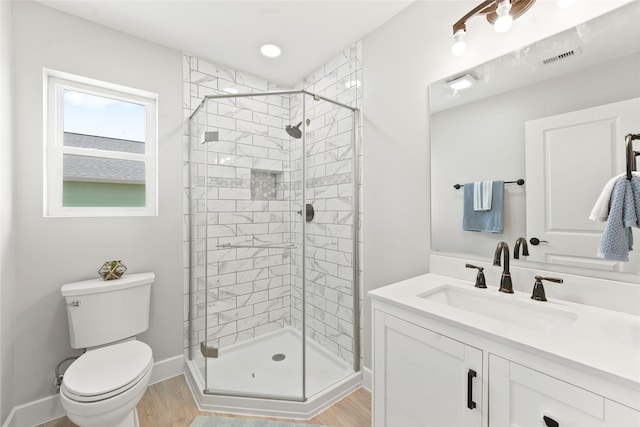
[185,326,362,419]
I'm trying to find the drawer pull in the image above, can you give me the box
[543,415,559,427]
[467,369,477,410]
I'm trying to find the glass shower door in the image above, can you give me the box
[197,93,305,400]
[302,95,359,398]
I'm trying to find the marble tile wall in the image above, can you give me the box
[183,41,363,373]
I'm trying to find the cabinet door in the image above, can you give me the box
[489,355,606,427]
[373,311,483,427]
[604,399,640,427]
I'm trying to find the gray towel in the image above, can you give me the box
[462,181,504,233]
[598,176,640,261]
[631,176,640,227]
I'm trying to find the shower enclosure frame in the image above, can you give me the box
[187,89,361,408]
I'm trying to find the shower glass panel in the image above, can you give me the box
[188,90,358,402]
[299,95,359,398]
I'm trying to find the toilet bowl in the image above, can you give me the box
[60,273,155,427]
[60,340,153,427]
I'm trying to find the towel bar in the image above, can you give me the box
[453,179,524,190]
[216,243,297,249]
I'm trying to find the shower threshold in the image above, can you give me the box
[184,327,362,419]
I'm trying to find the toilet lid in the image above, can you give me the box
[62,340,153,401]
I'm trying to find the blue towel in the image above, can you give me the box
[598,176,640,261]
[463,181,504,233]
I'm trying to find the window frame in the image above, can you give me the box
[44,69,158,217]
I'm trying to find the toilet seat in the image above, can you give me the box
[61,340,153,403]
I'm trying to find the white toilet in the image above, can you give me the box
[59,272,155,427]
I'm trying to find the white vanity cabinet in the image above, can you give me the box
[372,310,483,427]
[489,355,640,427]
[370,275,640,427]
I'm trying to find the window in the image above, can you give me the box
[44,70,157,216]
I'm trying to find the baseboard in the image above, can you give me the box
[2,354,185,427]
[150,354,184,385]
[1,394,64,427]
[362,366,372,392]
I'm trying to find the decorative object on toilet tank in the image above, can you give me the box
[98,260,127,280]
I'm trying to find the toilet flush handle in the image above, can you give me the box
[66,300,81,307]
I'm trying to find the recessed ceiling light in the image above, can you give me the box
[445,74,477,91]
[260,43,281,58]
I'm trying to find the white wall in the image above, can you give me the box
[361,0,633,371]
[0,1,15,423]
[10,1,184,408]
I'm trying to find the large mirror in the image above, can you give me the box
[430,2,640,275]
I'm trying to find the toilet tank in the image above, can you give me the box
[61,272,154,349]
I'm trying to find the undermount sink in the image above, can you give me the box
[419,285,578,331]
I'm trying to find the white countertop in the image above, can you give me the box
[369,273,640,389]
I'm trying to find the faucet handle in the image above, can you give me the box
[465,264,487,288]
[531,275,563,301]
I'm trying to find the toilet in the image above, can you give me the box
[59,272,155,427]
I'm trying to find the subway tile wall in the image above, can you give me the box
[183,42,364,375]
[289,42,363,367]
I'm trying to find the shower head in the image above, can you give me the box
[285,122,302,139]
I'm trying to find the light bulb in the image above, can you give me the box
[451,29,467,56]
[557,0,576,8]
[494,0,513,33]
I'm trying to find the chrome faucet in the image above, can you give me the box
[513,237,529,259]
[493,242,514,293]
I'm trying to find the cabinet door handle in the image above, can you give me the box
[467,369,477,410]
[543,415,559,427]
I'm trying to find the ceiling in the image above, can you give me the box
[34,0,414,86]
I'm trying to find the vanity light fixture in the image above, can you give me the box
[445,74,478,91]
[451,0,536,55]
[260,43,282,58]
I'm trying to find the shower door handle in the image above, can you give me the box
[297,203,315,222]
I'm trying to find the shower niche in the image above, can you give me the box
[250,169,284,201]
[187,89,360,417]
